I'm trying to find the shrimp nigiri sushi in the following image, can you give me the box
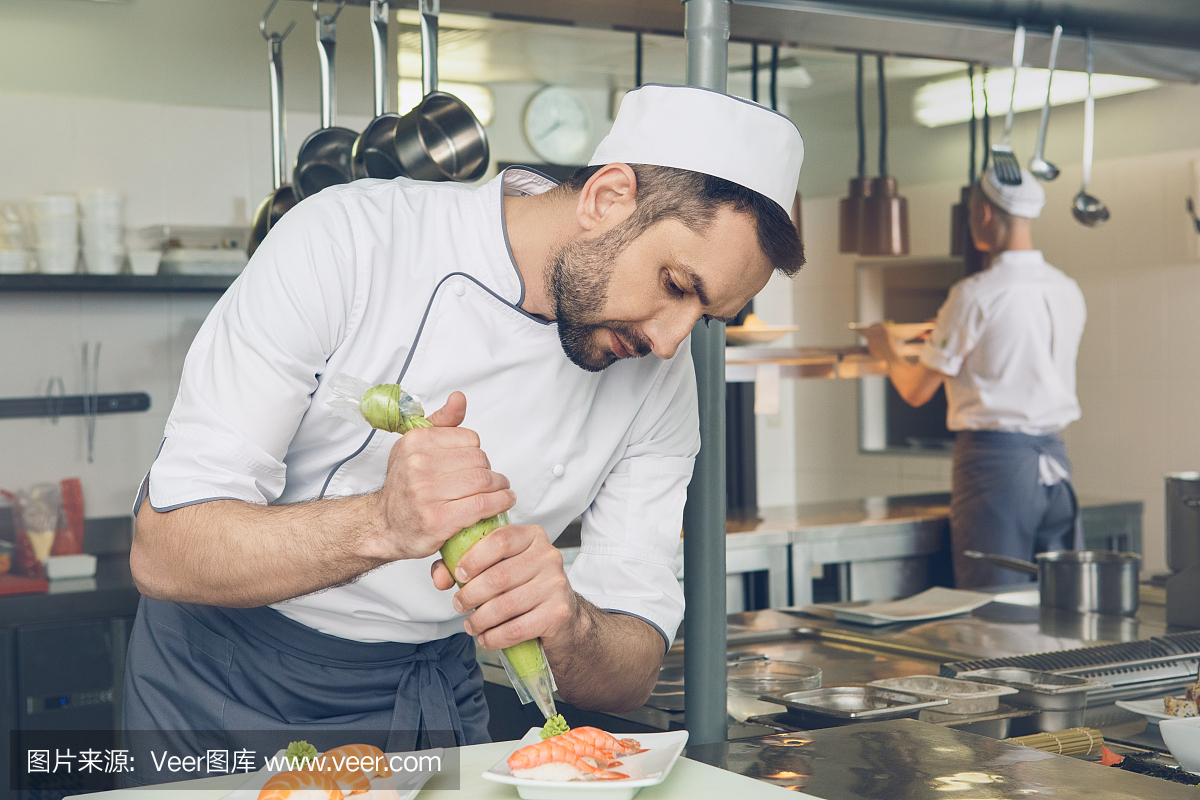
[257,769,344,800]
[313,744,392,795]
[560,727,644,758]
[507,736,631,782]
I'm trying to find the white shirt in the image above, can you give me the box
[919,250,1086,435]
[138,169,699,646]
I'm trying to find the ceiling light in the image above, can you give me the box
[913,68,1159,127]
[398,80,494,126]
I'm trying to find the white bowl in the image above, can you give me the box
[80,221,124,248]
[30,194,78,219]
[83,247,126,275]
[78,189,124,219]
[1160,716,1200,773]
[128,249,161,276]
[36,247,79,274]
[34,219,78,246]
[0,250,30,274]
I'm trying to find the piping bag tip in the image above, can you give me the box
[528,671,558,721]
[498,641,558,720]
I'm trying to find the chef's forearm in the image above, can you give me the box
[886,358,944,407]
[543,600,663,713]
[131,495,390,607]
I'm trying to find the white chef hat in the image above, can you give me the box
[588,84,804,215]
[980,166,1046,218]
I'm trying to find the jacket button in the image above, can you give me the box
[551,464,565,478]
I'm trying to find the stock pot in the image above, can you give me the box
[964,549,1140,616]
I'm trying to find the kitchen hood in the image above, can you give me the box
[351,0,1200,83]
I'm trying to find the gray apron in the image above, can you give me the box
[950,430,1083,589]
[122,597,489,786]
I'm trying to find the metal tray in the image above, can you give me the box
[868,675,1019,715]
[759,685,948,724]
[955,666,1104,695]
[956,668,1105,732]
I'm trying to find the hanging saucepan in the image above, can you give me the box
[249,0,298,258]
[293,0,358,200]
[950,63,987,275]
[858,56,908,256]
[838,53,868,253]
[352,0,405,179]
[392,0,489,182]
[964,549,1140,616]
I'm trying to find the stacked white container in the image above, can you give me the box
[0,204,31,273]
[79,189,126,274]
[31,195,79,274]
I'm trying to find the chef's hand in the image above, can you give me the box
[373,391,516,562]
[863,322,903,364]
[430,525,579,651]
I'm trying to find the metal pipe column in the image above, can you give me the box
[682,0,731,748]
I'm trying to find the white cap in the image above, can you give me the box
[589,84,804,215]
[980,166,1046,218]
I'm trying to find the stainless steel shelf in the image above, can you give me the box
[0,274,234,293]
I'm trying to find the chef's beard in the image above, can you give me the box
[546,231,652,372]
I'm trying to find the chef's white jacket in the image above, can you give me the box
[136,168,699,646]
[920,249,1086,436]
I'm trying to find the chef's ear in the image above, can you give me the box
[575,163,638,233]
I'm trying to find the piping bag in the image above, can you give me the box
[329,375,558,719]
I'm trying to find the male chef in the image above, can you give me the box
[866,167,1086,589]
[123,84,805,763]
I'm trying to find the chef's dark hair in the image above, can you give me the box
[562,164,804,276]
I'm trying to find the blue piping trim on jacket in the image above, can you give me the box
[318,271,554,499]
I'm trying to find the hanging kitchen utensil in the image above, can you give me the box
[82,342,100,464]
[768,44,802,239]
[352,0,405,179]
[635,31,644,88]
[858,56,908,257]
[1029,24,1063,181]
[950,64,974,257]
[980,64,990,172]
[293,0,358,200]
[1072,30,1110,227]
[951,63,987,275]
[990,23,1025,185]
[392,0,489,182]
[838,54,868,253]
[248,0,298,258]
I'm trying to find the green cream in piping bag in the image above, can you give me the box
[328,375,559,720]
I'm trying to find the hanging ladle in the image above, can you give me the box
[1072,29,1110,227]
[248,0,298,257]
[1028,24,1062,181]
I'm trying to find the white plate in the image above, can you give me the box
[805,587,995,626]
[223,748,437,800]
[1116,697,1183,726]
[482,728,689,800]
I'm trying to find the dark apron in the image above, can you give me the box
[122,597,489,785]
[950,430,1084,589]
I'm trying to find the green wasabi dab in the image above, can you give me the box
[357,383,550,680]
[283,740,318,769]
[539,714,570,740]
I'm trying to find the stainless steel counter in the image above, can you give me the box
[684,718,1197,799]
